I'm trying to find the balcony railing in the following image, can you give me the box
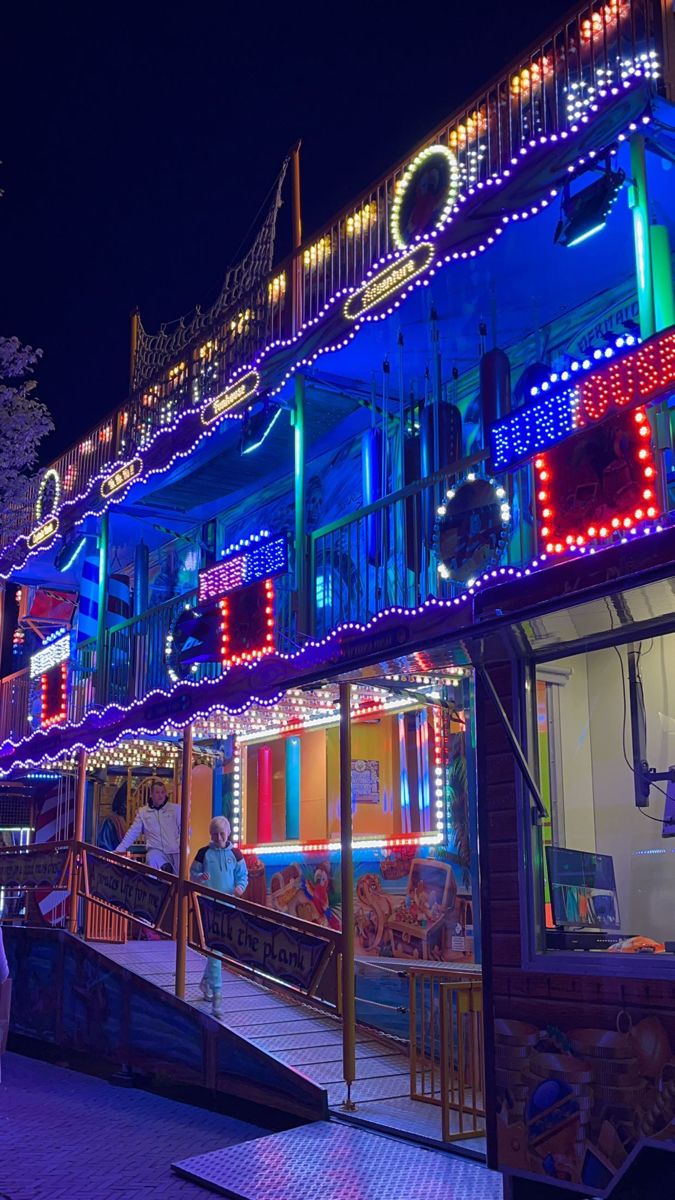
[0,459,523,745]
[4,0,662,551]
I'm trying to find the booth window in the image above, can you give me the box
[240,705,446,847]
[532,632,675,957]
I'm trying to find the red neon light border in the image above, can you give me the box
[219,577,275,667]
[535,407,660,554]
[41,662,68,728]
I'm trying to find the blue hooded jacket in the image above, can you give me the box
[190,841,248,895]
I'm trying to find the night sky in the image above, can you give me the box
[2,0,572,462]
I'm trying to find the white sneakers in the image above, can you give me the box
[199,977,213,1002]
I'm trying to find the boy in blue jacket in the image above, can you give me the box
[190,816,248,1018]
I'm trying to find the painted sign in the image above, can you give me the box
[86,854,173,924]
[0,847,68,889]
[27,516,59,551]
[200,370,260,426]
[435,475,511,585]
[351,759,380,804]
[390,144,459,248]
[100,457,144,499]
[197,893,330,991]
[490,326,675,473]
[536,407,658,554]
[343,243,435,321]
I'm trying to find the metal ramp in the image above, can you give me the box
[97,939,410,1110]
[173,1122,502,1200]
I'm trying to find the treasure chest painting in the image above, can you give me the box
[386,858,457,960]
[494,1009,675,1191]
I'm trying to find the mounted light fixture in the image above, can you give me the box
[554,159,626,248]
[240,402,282,455]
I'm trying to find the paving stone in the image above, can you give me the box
[0,1052,264,1199]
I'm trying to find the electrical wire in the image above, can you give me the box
[613,643,670,823]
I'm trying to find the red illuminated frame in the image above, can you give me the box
[219,577,275,667]
[41,662,68,728]
[536,406,659,554]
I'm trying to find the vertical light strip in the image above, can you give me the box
[285,735,301,841]
[398,713,410,834]
[231,739,242,842]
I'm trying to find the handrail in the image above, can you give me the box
[185,875,342,949]
[310,448,489,543]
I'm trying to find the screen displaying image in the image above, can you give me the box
[546,846,620,930]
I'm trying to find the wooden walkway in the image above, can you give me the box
[95,939,485,1154]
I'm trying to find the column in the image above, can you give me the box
[68,748,88,935]
[339,682,356,1109]
[285,735,301,840]
[175,724,193,999]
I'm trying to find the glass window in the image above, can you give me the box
[533,631,675,957]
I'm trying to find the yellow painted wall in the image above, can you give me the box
[190,765,213,856]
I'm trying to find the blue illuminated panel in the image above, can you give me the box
[490,388,578,472]
[490,328,675,472]
[199,531,287,603]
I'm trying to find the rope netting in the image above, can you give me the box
[131,156,290,391]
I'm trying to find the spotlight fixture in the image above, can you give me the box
[240,402,283,455]
[554,160,626,248]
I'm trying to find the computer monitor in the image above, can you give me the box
[546,846,621,930]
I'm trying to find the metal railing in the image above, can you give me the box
[2,0,662,550]
[309,449,489,636]
[0,670,32,745]
[409,968,485,1142]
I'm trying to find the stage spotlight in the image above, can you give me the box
[554,162,625,248]
[240,403,283,455]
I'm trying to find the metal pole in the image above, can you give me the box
[69,748,88,934]
[293,374,307,635]
[129,307,140,392]
[291,141,302,336]
[629,135,671,509]
[629,135,655,340]
[175,724,193,1000]
[339,682,356,1109]
[95,512,109,705]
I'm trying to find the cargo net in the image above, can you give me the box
[132,156,289,391]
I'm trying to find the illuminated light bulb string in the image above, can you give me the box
[0,67,657,580]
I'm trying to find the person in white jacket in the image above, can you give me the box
[114,780,181,873]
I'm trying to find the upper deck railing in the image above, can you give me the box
[7,0,664,550]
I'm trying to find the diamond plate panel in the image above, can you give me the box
[173,1123,503,1200]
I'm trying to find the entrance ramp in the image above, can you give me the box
[173,1122,502,1199]
[97,939,411,1109]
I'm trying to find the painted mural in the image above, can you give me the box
[244,842,475,963]
[495,1006,675,1193]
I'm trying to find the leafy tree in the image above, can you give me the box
[0,335,53,535]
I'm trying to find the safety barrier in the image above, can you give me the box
[409,967,485,1142]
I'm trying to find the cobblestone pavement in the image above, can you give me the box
[0,1052,265,1200]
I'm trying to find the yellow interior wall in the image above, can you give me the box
[300,728,328,841]
[327,714,402,839]
[190,765,213,856]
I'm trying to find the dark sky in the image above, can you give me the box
[2,0,572,462]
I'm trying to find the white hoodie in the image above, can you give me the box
[115,800,181,863]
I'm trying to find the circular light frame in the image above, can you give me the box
[391,144,460,250]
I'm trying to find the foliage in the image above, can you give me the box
[0,336,53,533]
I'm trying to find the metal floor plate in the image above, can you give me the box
[173,1122,503,1200]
